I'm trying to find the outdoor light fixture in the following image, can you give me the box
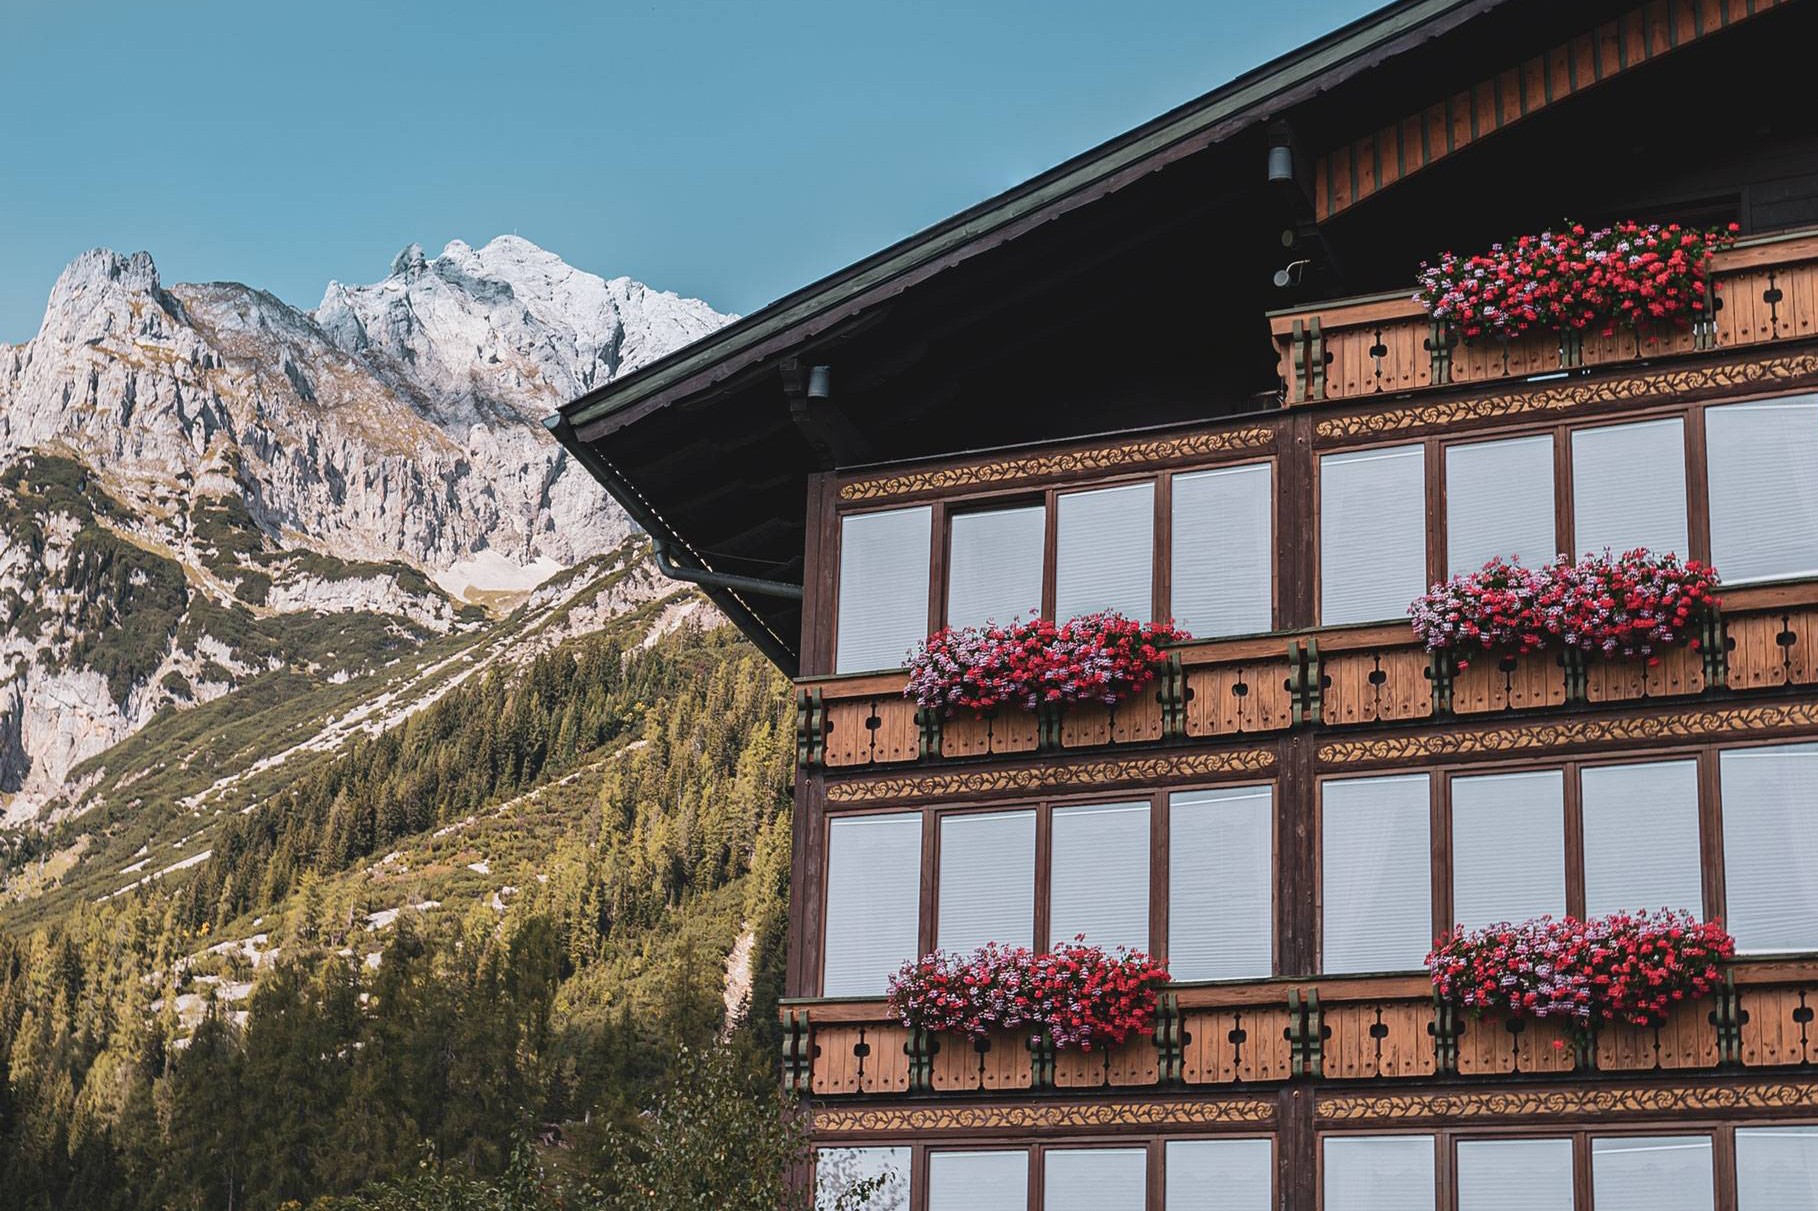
[1273,259,1310,288]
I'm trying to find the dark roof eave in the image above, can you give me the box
[559,0,1507,439]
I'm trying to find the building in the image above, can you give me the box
[551,1,1818,1206]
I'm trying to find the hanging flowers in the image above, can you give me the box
[904,612,1187,715]
[1415,220,1740,342]
[884,939,1170,1052]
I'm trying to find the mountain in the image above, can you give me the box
[0,238,732,820]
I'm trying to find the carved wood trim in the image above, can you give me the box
[1316,1081,1818,1123]
[823,747,1278,805]
[810,1096,1277,1135]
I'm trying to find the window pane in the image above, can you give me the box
[1170,786,1273,980]
[1322,775,1432,974]
[1446,434,1557,573]
[1457,1138,1574,1211]
[1592,1136,1714,1211]
[822,814,922,996]
[948,506,1045,629]
[1721,744,1818,952]
[1737,1126,1818,1211]
[836,507,931,673]
[1323,1135,1436,1211]
[1056,482,1154,620]
[1582,760,1704,917]
[929,1151,1027,1211]
[1046,1148,1146,1211]
[1321,445,1427,626]
[1165,1138,1272,1211]
[938,811,1035,953]
[1707,396,1818,582]
[1451,770,1566,930]
[1172,463,1273,636]
[1051,802,1149,951]
[1571,419,1688,558]
[817,1147,910,1211]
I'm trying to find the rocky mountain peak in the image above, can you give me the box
[34,248,182,347]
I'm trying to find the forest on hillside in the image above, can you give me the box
[0,628,840,1210]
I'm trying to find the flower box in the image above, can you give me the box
[906,613,1186,718]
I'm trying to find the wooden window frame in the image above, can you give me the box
[894,1132,1278,1211]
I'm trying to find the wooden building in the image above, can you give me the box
[552,1,1818,1206]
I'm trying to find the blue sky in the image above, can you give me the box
[0,0,1378,341]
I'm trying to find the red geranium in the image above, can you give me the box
[905,611,1187,715]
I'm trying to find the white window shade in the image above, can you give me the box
[948,506,1045,628]
[1446,434,1558,573]
[929,1151,1028,1211]
[1582,760,1704,917]
[1736,1126,1818,1211]
[1172,463,1273,637]
[836,507,931,673]
[817,1147,910,1211]
[1450,770,1566,930]
[822,814,922,996]
[1045,1148,1147,1211]
[1720,744,1818,953]
[938,811,1035,953]
[1592,1136,1714,1211]
[1165,1139,1272,1211]
[1056,482,1154,620]
[1707,396,1818,582]
[1323,1136,1436,1211]
[1051,802,1149,951]
[1322,774,1432,974]
[1457,1139,1574,1211]
[1321,445,1428,625]
[1571,418,1689,558]
[1169,786,1273,980]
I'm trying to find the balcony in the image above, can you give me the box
[782,959,1818,1098]
[1269,229,1818,406]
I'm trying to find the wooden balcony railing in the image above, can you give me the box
[782,961,1818,1098]
[1269,229,1818,406]
[796,582,1818,771]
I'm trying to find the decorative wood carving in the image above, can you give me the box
[1185,661,1295,736]
[811,1097,1277,1136]
[1316,1082,1818,1123]
[1180,1005,1295,1086]
[824,748,1278,804]
[1323,648,1435,724]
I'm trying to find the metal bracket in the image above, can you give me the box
[1425,648,1457,715]
[1287,639,1322,726]
[795,689,825,768]
[1428,991,1459,1075]
[907,1027,936,1094]
[1702,610,1728,689]
[1288,987,1325,1078]
[916,706,943,759]
[1154,993,1186,1086]
[1426,319,1456,385]
[1159,654,1188,739]
[781,1009,814,1094]
[1712,974,1744,1065]
[1027,1031,1057,1091]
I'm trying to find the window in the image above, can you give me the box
[1169,786,1273,980]
[822,814,921,996]
[1706,396,1818,582]
[1051,802,1149,951]
[816,1147,909,1211]
[1581,760,1704,917]
[1321,445,1427,626]
[1591,1136,1714,1211]
[1571,419,1689,558]
[928,1151,1027,1211]
[1165,1139,1272,1211]
[938,811,1035,953]
[1736,1126,1818,1211]
[1055,483,1154,620]
[835,507,931,673]
[1450,770,1566,930]
[1322,774,1432,974]
[1446,434,1556,573]
[1720,743,1818,953]
[1045,1148,1146,1211]
[948,505,1045,628]
[1455,1139,1573,1211]
[1172,463,1273,636]
[1323,1135,1437,1211]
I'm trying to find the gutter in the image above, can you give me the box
[543,414,803,676]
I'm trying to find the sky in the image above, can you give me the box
[0,0,1380,342]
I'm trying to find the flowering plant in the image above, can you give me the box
[1410,549,1719,667]
[904,612,1187,715]
[1416,220,1739,342]
[1428,910,1735,1038]
[884,939,1170,1051]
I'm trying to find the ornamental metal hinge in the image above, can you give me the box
[1712,974,1744,1065]
[1288,318,1328,404]
[781,1009,815,1094]
[794,689,825,768]
[916,706,943,759]
[1428,991,1459,1075]
[1426,648,1457,715]
[906,1026,936,1094]
[1288,987,1325,1078]
[1702,610,1728,689]
[1027,1031,1057,1091]
[1425,320,1456,386]
[1159,654,1188,739]
[1154,993,1186,1086]
[1287,639,1322,726]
